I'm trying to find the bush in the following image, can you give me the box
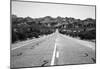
[78,29,96,40]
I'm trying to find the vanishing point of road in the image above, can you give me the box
[11,30,96,68]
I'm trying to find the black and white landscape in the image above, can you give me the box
[11,0,96,68]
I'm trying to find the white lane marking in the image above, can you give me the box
[11,35,51,50]
[12,33,56,50]
[11,36,48,50]
[56,51,59,58]
[51,40,57,65]
[11,41,35,50]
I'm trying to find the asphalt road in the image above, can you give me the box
[11,31,96,68]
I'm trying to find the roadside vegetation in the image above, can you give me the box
[12,15,55,43]
[59,18,96,41]
[11,15,96,43]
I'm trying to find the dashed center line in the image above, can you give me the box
[56,51,59,58]
[51,35,59,65]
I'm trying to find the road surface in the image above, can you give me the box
[11,30,96,68]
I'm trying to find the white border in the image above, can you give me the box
[0,0,100,69]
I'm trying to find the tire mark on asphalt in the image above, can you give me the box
[82,53,88,57]
[41,60,49,67]
[12,52,23,57]
[91,57,96,63]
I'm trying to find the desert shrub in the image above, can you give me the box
[78,29,96,40]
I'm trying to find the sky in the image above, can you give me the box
[12,1,95,20]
